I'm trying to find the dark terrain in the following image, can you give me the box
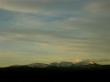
[0,62,110,81]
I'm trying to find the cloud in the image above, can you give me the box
[0,0,110,65]
[1,0,110,15]
[96,59,110,63]
[85,1,110,14]
[0,0,83,16]
[0,12,110,54]
[0,0,41,13]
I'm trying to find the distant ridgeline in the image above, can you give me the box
[0,61,110,81]
[2,61,110,70]
[27,61,98,68]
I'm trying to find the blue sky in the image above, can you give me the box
[0,0,110,67]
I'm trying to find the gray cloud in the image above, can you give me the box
[85,1,110,14]
[0,0,84,16]
[0,0,110,65]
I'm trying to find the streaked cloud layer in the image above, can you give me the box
[0,0,110,67]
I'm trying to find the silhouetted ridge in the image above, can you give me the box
[0,61,110,81]
[2,61,102,69]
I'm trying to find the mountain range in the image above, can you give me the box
[6,60,103,69]
[0,61,110,81]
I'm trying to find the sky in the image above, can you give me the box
[0,0,110,67]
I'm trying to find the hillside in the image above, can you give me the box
[0,62,110,81]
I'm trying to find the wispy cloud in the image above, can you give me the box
[84,0,110,14]
[0,0,110,66]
